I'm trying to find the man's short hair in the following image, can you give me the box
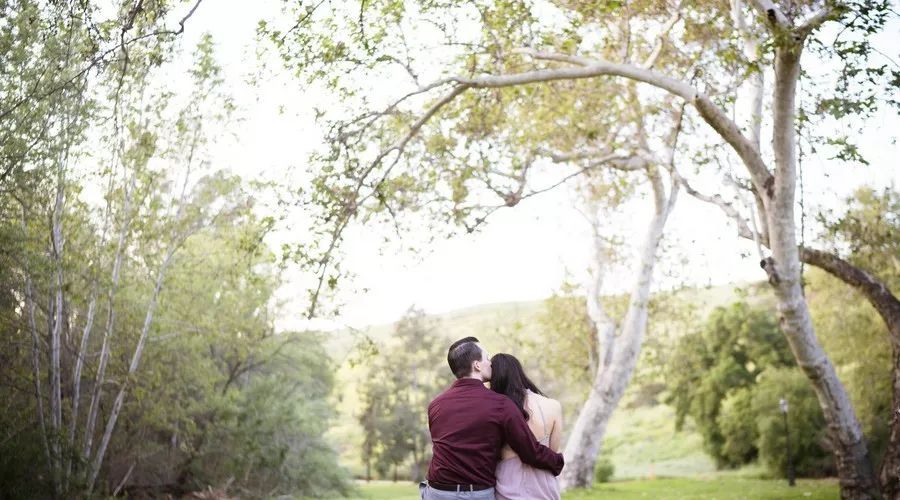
[447,336,482,379]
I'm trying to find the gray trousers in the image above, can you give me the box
[419,482,496,500]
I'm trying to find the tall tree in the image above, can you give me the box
[1,21,229,494]
[269,0,894,495]
[678,160,900,496]
[559,103,681,486]
[357,307,447,481]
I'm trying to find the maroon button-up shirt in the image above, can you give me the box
[426,378,564,486]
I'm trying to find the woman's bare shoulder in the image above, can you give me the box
[532,392,562,414]
[548,397,562,415]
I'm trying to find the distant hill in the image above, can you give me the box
[328,280,772,357]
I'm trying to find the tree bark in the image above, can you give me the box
[798,248,900,498]
[767,44,880,499]
[87,161,197,492]
[66,287,97,484]
[87,244,178,492]
[682,182,900,497]
[19,205,53,482]
[883,347,900,499]
[560,167,678,489]
[82,176,134,462]
[49,168,65,489]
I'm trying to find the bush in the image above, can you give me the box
[717,387,758,467]
[595,457,615,483]
[752,368,835,478]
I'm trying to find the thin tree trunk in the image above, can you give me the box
[65,287,97,484]
[20,206,53,482]
[766,44,880,499]
[49,166,65,490]
[561,167,678,488]
[25,269,52,473]
[82,176,134,462]
[86,162,196,492]
[87,245,178,492]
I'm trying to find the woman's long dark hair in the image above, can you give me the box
[490,353,544,421]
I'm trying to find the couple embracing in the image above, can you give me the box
[420,337,564,500]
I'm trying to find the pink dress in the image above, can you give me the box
[494,393,561,500]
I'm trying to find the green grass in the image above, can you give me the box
[568,478,839,499]
[345,478,838,500]
[603,404,716,479]
[345,481,420,500]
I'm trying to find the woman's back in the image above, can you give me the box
[495,391,562,500]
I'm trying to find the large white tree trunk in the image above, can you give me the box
[765,45,879,499]
[560,168,678,489]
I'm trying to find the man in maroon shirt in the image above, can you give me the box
[420,337,564,499]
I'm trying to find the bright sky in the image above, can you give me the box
[167,0,899,330]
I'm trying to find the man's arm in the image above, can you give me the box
[501,400,564,475]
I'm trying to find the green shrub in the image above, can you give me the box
[718,387,758,467]
[752,368,835,478]
[595,457,615,483]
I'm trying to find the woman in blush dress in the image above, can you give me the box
[490,353,563,500]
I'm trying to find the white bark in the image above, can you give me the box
[49,166,65,485]
[82,175,134,461]
[18,203,53,477]
[730,0,764,151]
[560,167,679,489]
[766,44,878,498]
[66,287,97,482]
[24,263,52,472]
[87,244,178,491]
[86,161,197,493]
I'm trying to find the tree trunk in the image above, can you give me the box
[882,346,900,499]
[560,168,678,489]
[20,206,53,482]
[766,44,880,499]
[82,175,134,463]
[49,170,65,490]
[66,288,97,484]
[87,245,177,492]
[797,248,900,497]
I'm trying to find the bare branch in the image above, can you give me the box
[513,48,595,66]
[674,168,757,240]
[641,10,683,69]
[176,0,205,35]
[800,248,900,342]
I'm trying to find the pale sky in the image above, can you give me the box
[165,0,899,330]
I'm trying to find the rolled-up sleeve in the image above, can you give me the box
[500,400,564,475]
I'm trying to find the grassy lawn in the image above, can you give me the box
[346,478,839,500]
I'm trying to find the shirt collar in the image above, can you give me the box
[452,377,486,388]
